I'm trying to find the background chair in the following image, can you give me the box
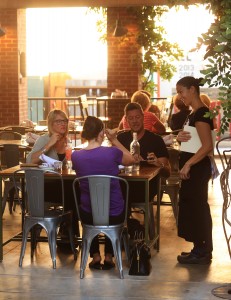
[216,135,231,171]
[13,168,77,269]
[3,126,32,135]
[1,144,23,215]
[72,175,129,279]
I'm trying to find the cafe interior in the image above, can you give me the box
[0,0,231,299]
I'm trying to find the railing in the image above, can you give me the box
[28,97,97,124]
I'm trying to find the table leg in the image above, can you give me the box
[156,176,161,251]
[0,175,3,262]
[144,180,149,244]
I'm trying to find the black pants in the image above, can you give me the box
[178,156,213,253]
[80,207,124,257]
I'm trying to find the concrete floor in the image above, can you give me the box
[0,160,231,300]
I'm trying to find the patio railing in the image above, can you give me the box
[28,97,97,124]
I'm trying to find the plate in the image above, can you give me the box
[38,165,54,171]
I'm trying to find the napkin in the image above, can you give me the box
[39,154,59,167]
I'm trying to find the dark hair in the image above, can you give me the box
[173,95,190,111]
[124,102,144,115]
[176,76,204,94]
[81,116,104,140]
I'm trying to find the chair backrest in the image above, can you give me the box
[0,131,22,140]
[4,126,30,135]
[3,144,20,168]
[13,168,65,217]
[79,94,89,121]
[73,175,129,226]
[216,135,231,171]
[167,147,180,176]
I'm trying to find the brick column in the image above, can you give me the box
[0,9,27,127]
[107,7,142,98]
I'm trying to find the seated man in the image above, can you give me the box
[117,102,170,204]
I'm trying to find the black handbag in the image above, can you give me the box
[128,238,151,276]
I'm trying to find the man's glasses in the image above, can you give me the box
[53,119,69,125]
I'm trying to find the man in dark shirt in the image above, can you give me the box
[117,102,170,203]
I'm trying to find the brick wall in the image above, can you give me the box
[107,7,142,127]
[0,9,27,127]
[107,7,142,98]
[0,7,141,127]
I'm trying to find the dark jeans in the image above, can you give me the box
[80,207,124,257]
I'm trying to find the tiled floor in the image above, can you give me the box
[0,160,231,300]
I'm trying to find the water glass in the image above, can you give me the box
[125,165,133,174]
[21,135,27,145]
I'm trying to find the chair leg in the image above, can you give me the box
[111,235,124,279]
[2,184,13,216]
[66,222,78,261]
[19,225,31,267]
[47,227,58,269]
[8,189,15,214]
[80,237,92,279]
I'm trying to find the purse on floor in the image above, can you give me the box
[128,234,151,276]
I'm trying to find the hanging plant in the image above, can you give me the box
[169,0,231,134]
[127,6,183,93]
[90,6,183,94]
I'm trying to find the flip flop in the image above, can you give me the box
[102,260,115,270]
[89,260,102,270]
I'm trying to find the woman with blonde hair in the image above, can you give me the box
[118,91,166,134]
[27,109,69,164]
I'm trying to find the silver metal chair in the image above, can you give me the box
[13,168,77,269]
[72,175,129,279]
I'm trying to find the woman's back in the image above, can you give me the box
[72,146,124,216]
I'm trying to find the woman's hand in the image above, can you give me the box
[177,130,191,143]
[105,128,117,142]
[179,163,191,180]
[49,133,67,154]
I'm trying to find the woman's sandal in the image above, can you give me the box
[89,260,102,270]
[102,260,115,270]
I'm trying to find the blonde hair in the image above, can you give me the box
[200,94,211,108]
[47,109,69,136]
[131,91,150,111]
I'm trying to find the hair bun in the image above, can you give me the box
[197,77,204,87]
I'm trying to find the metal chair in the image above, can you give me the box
[1,144,23,215]
[13,168,77,269]
[215,135,231,171]
[3,126,31,135]
[0,130,22,141]
[161,147,181,224]
[72,175,129,279]
[211,164,231,297]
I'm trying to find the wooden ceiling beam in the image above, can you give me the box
[0,0,201,9]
